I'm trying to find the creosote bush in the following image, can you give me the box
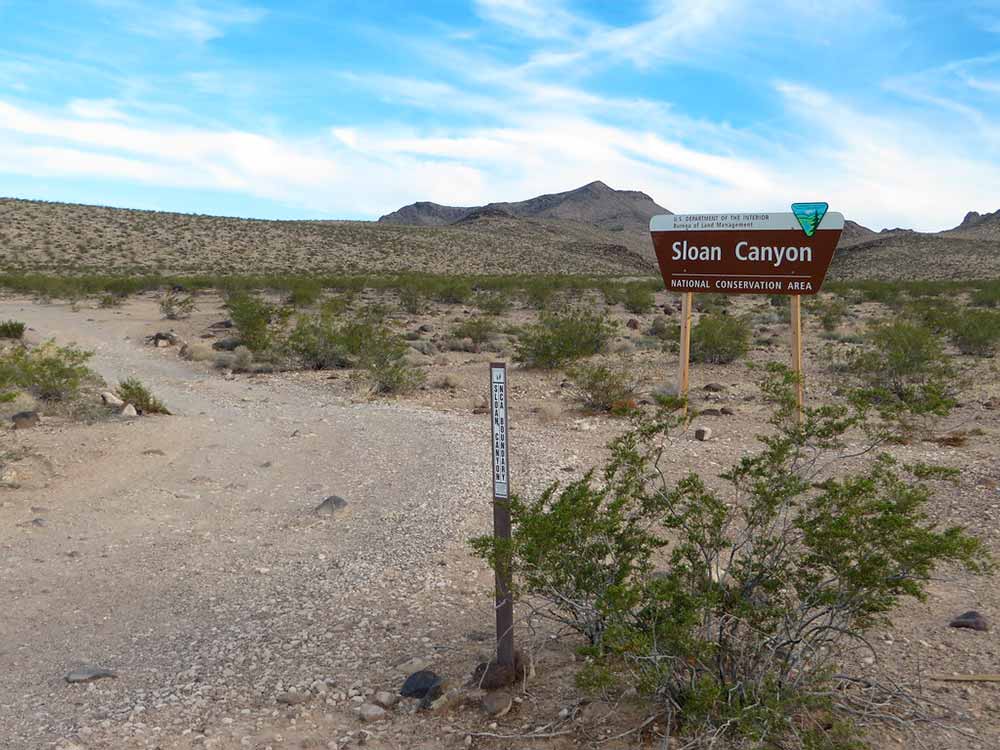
[622,284,654,314]
[451,316,496,346]
[0,320,26,339]
[945,309,1000,357]
[471,365,988,749]
[159,291,197,320]
[474,291,512,316]
[566,363,637,414]
[514,308,614,369]
[227,292,283,353]
[690,314,750,364]
[0,340,94,401]
[116,377,170,414]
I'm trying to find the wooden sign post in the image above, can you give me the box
[489,362,515,668]
[650,205,843,418]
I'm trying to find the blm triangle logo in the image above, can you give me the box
[791,202,829,237]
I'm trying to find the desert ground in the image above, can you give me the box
[1,286,999,750]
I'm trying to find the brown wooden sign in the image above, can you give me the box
[649,211,844,295]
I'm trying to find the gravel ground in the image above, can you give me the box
[1,296,998,750]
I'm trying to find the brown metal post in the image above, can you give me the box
[489,363,514,667]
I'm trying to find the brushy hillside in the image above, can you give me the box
[830,232,1000,280]
[0,198,655,276]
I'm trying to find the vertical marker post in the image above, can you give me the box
[790,295,805,423]
[489,362,515,668]
[678,292,694,417]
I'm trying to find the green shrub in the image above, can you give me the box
[284,280,322,308]
[98,292,127,308]
[227,292,281,352]
[848,321,955,423]
[523,281,555,310]
[971,283,1000,308]
[451,316,496,346]
[471,366,988,749]
[690,315,750,364]
[357,326,425,395]
[695,293,730,315]
[433,280,472,305]
[0,341,93,401]
[115,377,170,414]
[514,309,614,369]
[0,320,25,339]
[285,313,349,369]
[814,297,848,332]
[398,285,424,314]
[474,291,512,316]
[159,291,197,320]
[566,364,637,414]
[622,284,654,314]
[601,284,626,306]
[945,309,1000,356]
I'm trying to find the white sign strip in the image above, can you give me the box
[650,212,844,232]
[490,365,509,499]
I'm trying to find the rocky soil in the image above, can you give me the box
[1,294,999,750]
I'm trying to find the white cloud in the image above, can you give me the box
[67,98,130,121]
[92,0,267,43]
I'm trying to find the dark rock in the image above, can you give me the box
[209,319,234,329]
[700,408,723,417]
[11,411,39,429]
[65,667,117,684]
[949,611,989,632]
[720,407,735,416]
[31,517,47,527]
[276,691,310,705]
[694,427,712,441]
[212,337,241,351]
[401,669,443,700]
[625,318,640,330]
[704,383,726,392]
[315,495,348,516]
[418,324,434,334]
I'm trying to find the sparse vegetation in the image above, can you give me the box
[159,290,197,320]
[0,340,94,401]
[471,366,988,749]
[514,309,614,369]
[0,320,26,339]
[227,292,282,353]
[116,377,170,414]
[566,364,637,414]
[690,314,750,363]
[944,309,1000,356]
[473,291,512,316]
[451,317,496,346]
[622,283,654,314]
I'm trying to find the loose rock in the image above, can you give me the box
[101,391,125,407]
[704,383,726,392]
[65,667,117,684]
[315,495,348,516]
[120,404,138,418]
[373,690,399,708]
[359,703,387,722]
[11,411,39,429]
[276,691,310,705]
[949,610,989,632]
[400,670,443,700]
[695,427,712,441]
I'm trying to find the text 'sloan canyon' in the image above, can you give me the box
[649,211,844,295]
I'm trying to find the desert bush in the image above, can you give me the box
[690,314,750,364]
[284,280,322,308]
[814,297,848,332]
[971,282,1000,308]
[356,326,425,395]
[0,341,93,401]
[159,291,197,320]
[566,364,637,414]
[285,313,351,369]
[98,292,127,308]
[471,367,987,749]
[398,285,424,314]
[848,321,955,420]
[232,346,254,372]
[451,317,496,346]
[474,291,512,316]
[695,293,731,315]
[945,309,1000,356]
[523,281,556,310]
[0,320,25,339]
[514,309,614,369]
[433,280,472,305]
[227,292,281,352]
[115,377,170,414]
[601,284,627,307]
[622,284,654,314]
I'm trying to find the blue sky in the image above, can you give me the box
[1,1,998,230]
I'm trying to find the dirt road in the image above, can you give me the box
[0,299,585,749]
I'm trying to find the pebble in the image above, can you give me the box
[315,495,348,516]
[358,703,386,722]
[65,667,117,684]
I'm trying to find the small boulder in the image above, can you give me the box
[101,391,125,407]
[212,337,241,352]
[374,690,399,708]
[625,318,640,330]
[481,691,512,717]
[418,324,434,334]
[401,670,443,700]
[699,408,723,417]
[720,407,735,416]
[65,667,117,684]
[11,411,39,430]
[315,495,348,516]
[704,383,726,392]
[694,427,712,441]
[120,404,138,418]
[276,691,309,705]
[949,611,989,632]
[359,703,387,722]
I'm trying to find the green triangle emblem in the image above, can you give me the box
[791,202,829,237]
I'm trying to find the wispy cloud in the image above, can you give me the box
[92,0,267,43]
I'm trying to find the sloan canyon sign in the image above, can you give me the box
[649,205,844,295]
